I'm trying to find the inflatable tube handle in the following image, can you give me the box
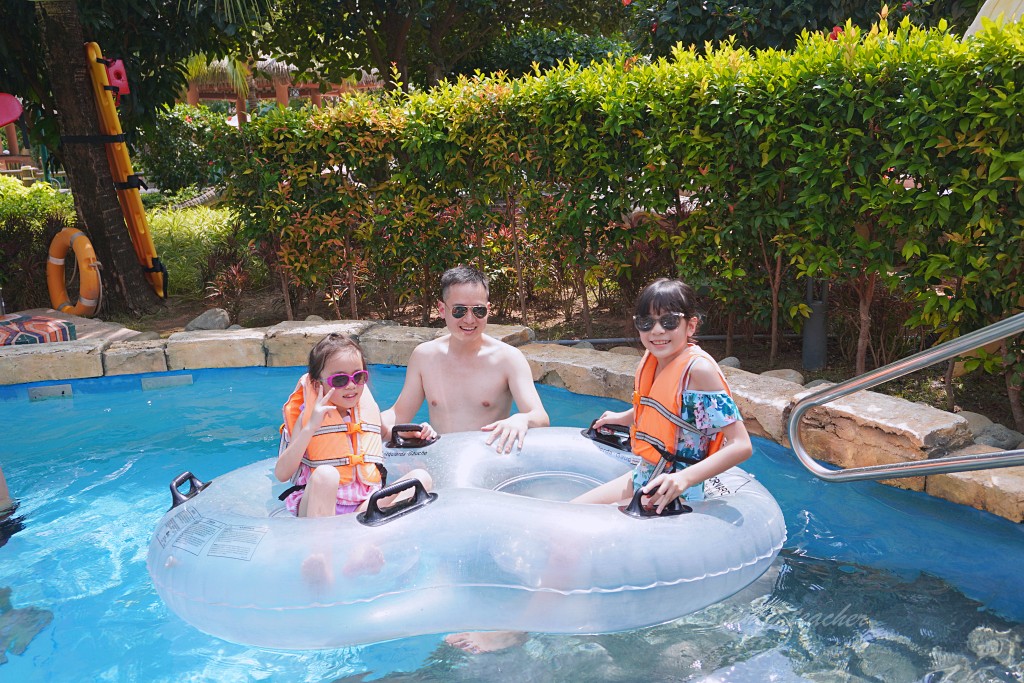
[358,478,437,527]
[169,471,211,510]
[582,420,632,452]
[386,424,439,449]
[620,487,692,519]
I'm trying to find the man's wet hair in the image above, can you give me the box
[440,265,489,301]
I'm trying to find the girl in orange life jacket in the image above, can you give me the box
[275,333,433,518]
[446,280,752,654]
[574,278,752,514]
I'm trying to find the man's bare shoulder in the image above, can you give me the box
[410,334,449,361]
[479,333,528,370]
[481,334,527,358]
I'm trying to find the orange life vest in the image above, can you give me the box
[630,344,731,468]
[280,378,384,486]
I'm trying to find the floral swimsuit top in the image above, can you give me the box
[632,389,743,502]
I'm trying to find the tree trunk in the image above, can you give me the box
[577,265,592,338]
[279,270,294,321]
[37,0,160,316]
[344,231,358,319]
[507,192,527,325]
[421,264,431,326]
[944,359,956,412]
[769,251,783,367]
[855,271,877,376]
[1002,343,1024,432]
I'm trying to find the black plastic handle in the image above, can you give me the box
[358,478,437,526]
[581,419,632,452]
[386,423,439,449]
[620,486,692,519]
[169,471,210,510]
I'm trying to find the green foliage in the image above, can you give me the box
[262,0,632,89]
[627,0,985,56]
[140,186,207,211]
[0,174,75,229]
[211,18,1023,416]
[457,27,633,79]
[136,104,235,193]
[148,205,266,299]
[0,1,271,156]
[0,175,77,309]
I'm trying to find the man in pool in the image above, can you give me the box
[382,265,549,455]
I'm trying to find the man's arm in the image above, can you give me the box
[506,349,549,428]
[482,347,549,452]
[381,347,430,441]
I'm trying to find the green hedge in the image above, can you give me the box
[0,175,76,310]
[213,18,1022,409]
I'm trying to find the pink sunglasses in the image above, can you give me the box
[321,369,369,389]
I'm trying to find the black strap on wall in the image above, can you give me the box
[114,174,147,191]
[143,258,169,299]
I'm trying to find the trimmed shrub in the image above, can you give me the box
[0,176,76,310]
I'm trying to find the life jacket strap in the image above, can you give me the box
[635,430,703,468]
[300,453,385,469]
[638,396,701,434]
[314,422,381,437]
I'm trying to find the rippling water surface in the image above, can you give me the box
[1,366,1022,682]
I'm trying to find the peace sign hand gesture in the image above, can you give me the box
[300,374,338,432]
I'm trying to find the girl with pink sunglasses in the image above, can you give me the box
[275,333,432,518]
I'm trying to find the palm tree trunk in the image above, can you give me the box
[37,0,160,316]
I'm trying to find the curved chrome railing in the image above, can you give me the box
[787,312,1024,482]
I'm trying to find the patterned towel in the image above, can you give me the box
[0,315,77,345]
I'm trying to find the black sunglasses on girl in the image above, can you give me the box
[633,312,688,332]
[321,369,370,388]
[450,304,489,319]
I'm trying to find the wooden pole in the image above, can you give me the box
[3,123,19,155]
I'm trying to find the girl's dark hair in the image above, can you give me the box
[308,333,366,380]
[634,278,699,320]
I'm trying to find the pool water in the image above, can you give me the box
[1,366,1022,682]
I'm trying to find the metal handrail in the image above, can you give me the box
[787,311,1024,482]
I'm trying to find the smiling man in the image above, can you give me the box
[381,265,549,453]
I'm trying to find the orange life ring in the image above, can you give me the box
[47,228,102,317]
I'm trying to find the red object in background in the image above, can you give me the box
[622,0,631,5]
[0,93,23,127]
[828,26,843,40]
[901,1,914,10]
[105,59,130,105]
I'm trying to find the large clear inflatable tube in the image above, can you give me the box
[147,427,786,649]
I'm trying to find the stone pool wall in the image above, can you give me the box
[1,318,1021,522]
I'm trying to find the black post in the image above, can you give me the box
[803,279,828,371]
